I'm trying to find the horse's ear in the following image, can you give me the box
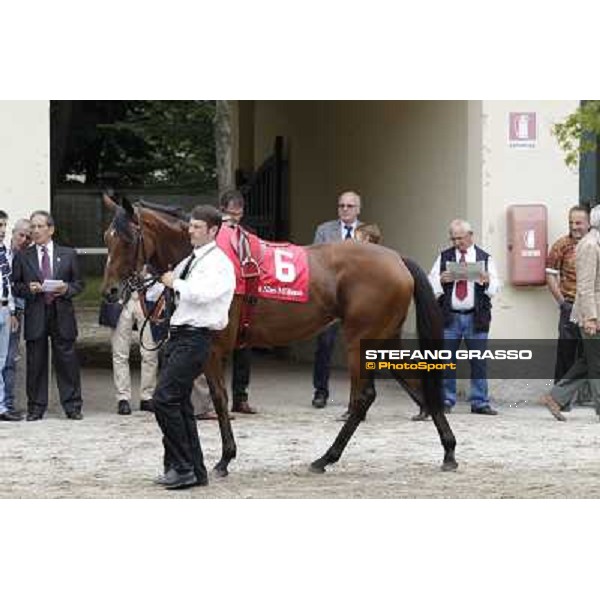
[102,190,119,212]
[121,196,138,224]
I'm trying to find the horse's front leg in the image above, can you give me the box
[310,349,375,473]
[204,351,237,477]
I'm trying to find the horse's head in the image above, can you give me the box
[101,193,145,298]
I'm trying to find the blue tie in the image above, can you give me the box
[0,245,9,299]
[344,225,353,240]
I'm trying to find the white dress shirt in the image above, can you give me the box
[142,280,165,303]
[36,240,54,276]
[429,244,500,310]
[171,241,235,330]
[340,220,358,240]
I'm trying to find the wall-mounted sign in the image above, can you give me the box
[509,112,536,148]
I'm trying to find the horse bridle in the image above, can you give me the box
[120,208,160,295]
[116,206,172,351]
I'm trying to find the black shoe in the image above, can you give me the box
[165,471,199,490]
[155,468,208,488]
[471,405,498,416]
[66,412,83,420]
[411,410,429,422]
[231,400,257,414]
[26,413,43,421]
[140,400,154,412]
[312,391,328,409]
[0,410,24,422]
[117,400,132,415]
[154,467,179,486]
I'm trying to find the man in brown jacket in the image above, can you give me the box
[541,203,600,421]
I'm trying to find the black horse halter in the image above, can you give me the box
[120,209,160,296]
[114,206,172,351]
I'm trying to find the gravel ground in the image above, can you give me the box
[3,308,600,498]
[3,361,600,498]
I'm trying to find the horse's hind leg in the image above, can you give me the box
[310,349,375,473]
[310,383,375,473]
[389,372,428,418]
[203,352,237,477]
[391,373,457,471]
[430,409,457,471]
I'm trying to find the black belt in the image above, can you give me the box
[0,300,9,307]
[451,309,474,315]
[169,325,211,334]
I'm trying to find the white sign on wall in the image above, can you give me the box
[509,112,536,148]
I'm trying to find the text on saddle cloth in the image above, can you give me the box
[215,226,310,303]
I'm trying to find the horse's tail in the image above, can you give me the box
[402,256,445,415]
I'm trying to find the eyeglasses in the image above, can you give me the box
[338,204,358,209]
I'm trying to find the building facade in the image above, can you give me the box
[0,100,581,340]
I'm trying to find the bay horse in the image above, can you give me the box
[100,194,458,476]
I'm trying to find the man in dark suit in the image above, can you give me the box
[12,210,85,421]
[311,190,362,411]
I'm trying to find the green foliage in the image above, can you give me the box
[73,276,103,308]
[56,101,217,189]
[553,101,600,168]
[99,101,217,188]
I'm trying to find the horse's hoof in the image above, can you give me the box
[212,464,229,478]
[309,461,326,474]
[441,460,458,472]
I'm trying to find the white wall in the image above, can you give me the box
[0,101,50,231]
[251,100,471,357]
[253,100,470,263]
[245,100,581,348]
[480,100,580,338]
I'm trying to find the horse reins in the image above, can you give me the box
[120,206,173,352]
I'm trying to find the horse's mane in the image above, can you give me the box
[137,200,189,222]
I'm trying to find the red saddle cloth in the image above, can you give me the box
[216,225,309,303]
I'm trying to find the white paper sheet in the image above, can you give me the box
[41,279,65,292]
[446,261,485,282]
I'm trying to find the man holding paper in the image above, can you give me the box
[11,210,84,421]
[412,219,500,419]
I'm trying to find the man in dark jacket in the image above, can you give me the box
[311,190,362,411]
[12,210,84,421]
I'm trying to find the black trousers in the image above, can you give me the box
[231,347,251,401]
[153,327,213,477]
[312,324,338,396]
[26,304,82,417]
[554,302,582,382]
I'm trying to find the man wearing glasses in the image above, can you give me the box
[311,191,362,412]
[417,219,500,420]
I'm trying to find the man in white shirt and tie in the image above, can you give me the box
[414,219,500,420]
[153,205,235,490]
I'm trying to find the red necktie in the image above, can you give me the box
[41,246,53,305]
[455,250,467,301]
